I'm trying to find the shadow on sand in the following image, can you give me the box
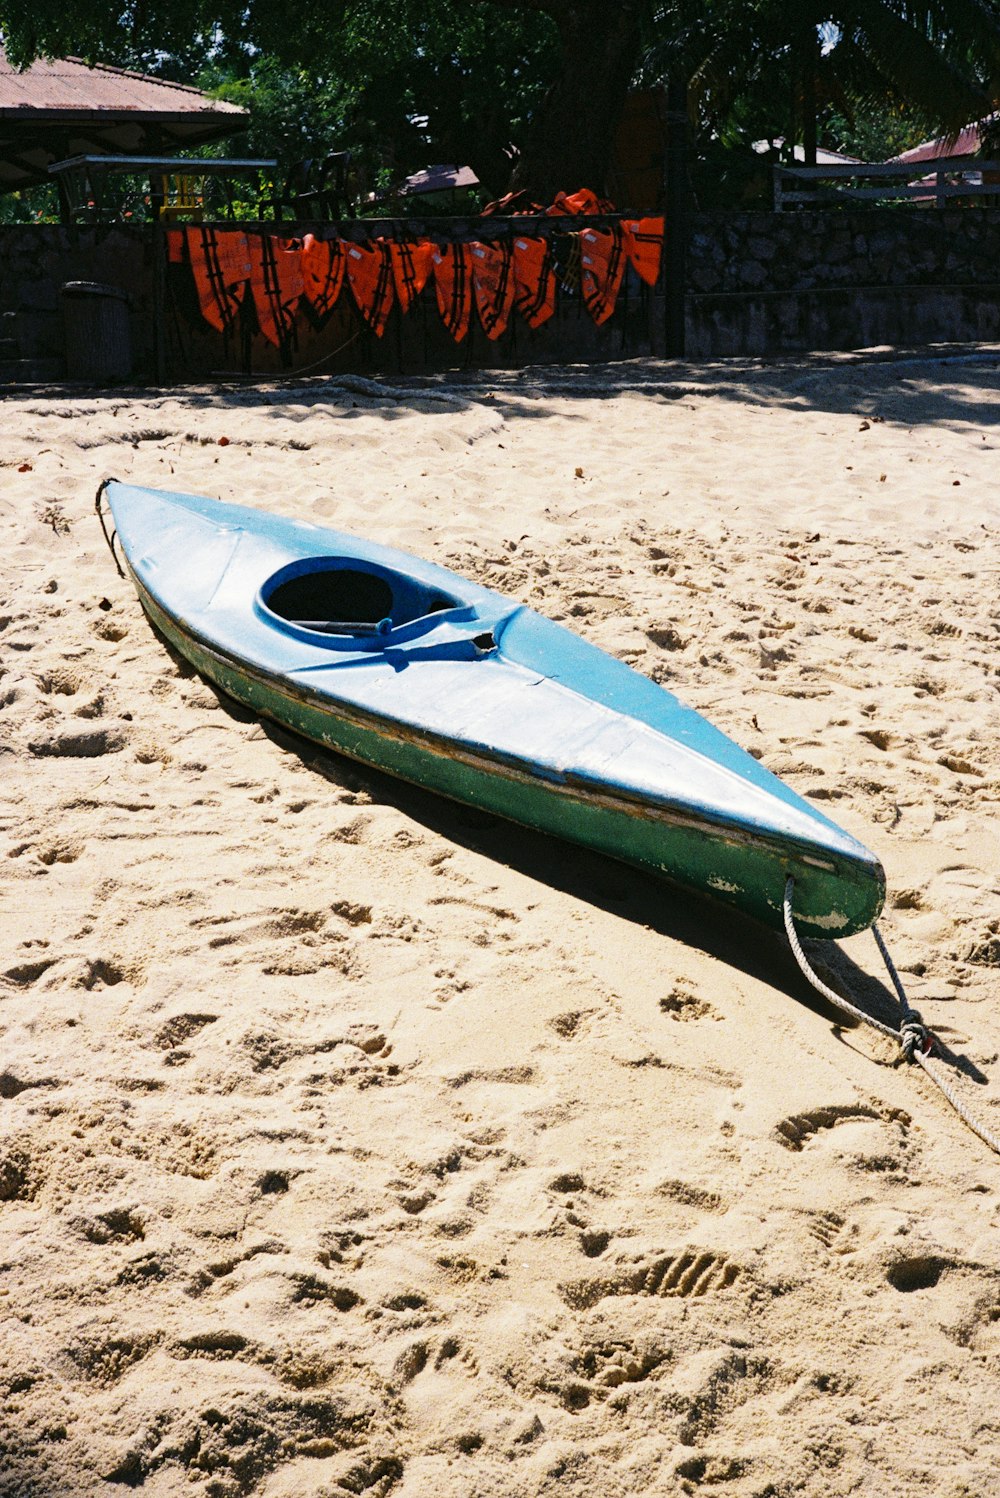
[156,617,970,1075]
[9,343,1000,433]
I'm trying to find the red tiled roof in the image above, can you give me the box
[0,52,246,117]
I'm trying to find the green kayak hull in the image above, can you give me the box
[136,578,884,939]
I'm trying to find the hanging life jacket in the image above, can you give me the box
[469,240,516,340]
[166,228,186,264]
[579,226,626,325]
[185,226,253,332]
[432,243,473,342]
[301,233,345,322]
[622,216,664,286]
[345,240,395,337]
[387,239,435,314]
[557,231,583,294]
[248,235,304,349]
[512,236,555,329]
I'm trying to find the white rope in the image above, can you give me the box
[782,881,901,1043]
[783,877,1000,1157]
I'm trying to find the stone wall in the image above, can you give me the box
[0,225,152,381]
[684,207,1000,356]
[1,207,999,381]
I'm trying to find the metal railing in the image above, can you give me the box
[773,156,1000,210]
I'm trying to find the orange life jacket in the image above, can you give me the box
[579,226,626,325]
[622,215,664,286]
[248,235,304,349]
[432,243,473,342]
[469,240,515,340]
[387,239,435,314]
[344,240,395,336]
[548,188,616,216]
[301,233,345,320]
[185,226,253,332]
[512,236,556,329]
[166,229,186,264]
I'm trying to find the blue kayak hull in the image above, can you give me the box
[103,481,885,938]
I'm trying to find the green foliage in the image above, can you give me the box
[0,0,998,208]
[640,1,1000,206]
[0,183,60,223]
[198,58,358,174]
[822,100,939,162]
[642,0,1000,143]
[294,1,558,194]
[0,0,557,199]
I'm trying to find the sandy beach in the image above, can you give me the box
[2,350,999,1497]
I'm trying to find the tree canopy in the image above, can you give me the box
[2,0,999,203]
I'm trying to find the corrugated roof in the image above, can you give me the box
[0,52,246,117]
[891,119,994,165]
[0,50,249,192]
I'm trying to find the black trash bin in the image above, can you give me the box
[60,281,132,381]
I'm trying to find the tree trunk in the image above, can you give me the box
[509,0,643,200]
[801,23,818,168]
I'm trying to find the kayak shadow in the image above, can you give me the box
[145,616,945,1051]
[201,686,910,1041]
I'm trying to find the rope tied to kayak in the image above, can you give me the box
[95,478,126,579]
[783,876,1000,1157]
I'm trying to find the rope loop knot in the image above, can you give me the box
[781,875,999,1155]
[899,1013,934,1061]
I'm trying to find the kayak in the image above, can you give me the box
[99,480,885,939]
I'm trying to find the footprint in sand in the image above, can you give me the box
[547,1009,595,1039]
[0,1144,36,1203]
[561,1249,743,1310]
[66,1329,162,1387]
[28,727,127,758]
[659,984,722,1022]
[775,1103,914,1178]
[566,1336,671,1408]
[801,1209,848,1252]
[773,1102,907,1152]
[655,1179,726,1213]
[152,1013,217,1050]
[77,1207,146,1244]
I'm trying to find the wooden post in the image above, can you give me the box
[664,77,688,358]
[152,214,166,384]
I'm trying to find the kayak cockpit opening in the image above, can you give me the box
[257,556,475,645]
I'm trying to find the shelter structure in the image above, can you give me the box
[890,118,996,165]
[0,51,248,195]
